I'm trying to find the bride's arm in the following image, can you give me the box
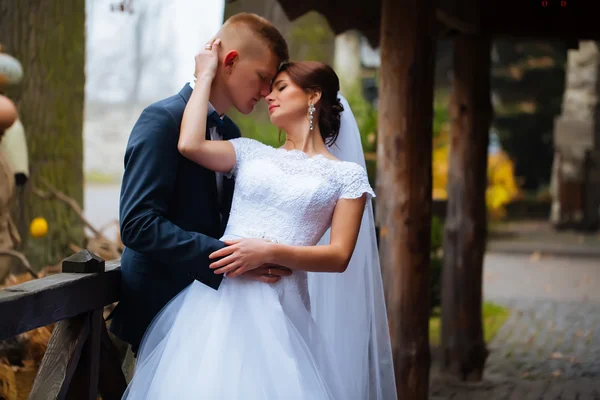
[210,195,368,276]
[178,40,235,173]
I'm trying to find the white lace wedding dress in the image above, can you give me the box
[123,137,375,400]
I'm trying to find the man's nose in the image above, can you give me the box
[260,83,271,98]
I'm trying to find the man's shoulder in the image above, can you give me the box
[127,90,187,146]
[146,92,186,119]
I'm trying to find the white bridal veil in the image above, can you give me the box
[309,93,397,399]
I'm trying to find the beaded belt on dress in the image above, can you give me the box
[223,225,281,243]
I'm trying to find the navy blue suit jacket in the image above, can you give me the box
[109,84,241,352]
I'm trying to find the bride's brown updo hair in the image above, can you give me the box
[276,61,344,146]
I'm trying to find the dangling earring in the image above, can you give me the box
[308,103,315,131]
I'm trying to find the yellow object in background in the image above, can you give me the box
[432,123,521,220]
[30,217,48,238]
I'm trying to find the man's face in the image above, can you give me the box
[224,46,279,115]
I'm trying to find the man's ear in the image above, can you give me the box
[223,50,239,72]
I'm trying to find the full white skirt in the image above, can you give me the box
[122,238,347,400]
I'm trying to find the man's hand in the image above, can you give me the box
[209,238,279,278]
[242,265,292,284]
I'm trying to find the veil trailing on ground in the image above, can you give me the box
[308,93,397,399]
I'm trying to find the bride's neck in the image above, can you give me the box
[282,120,326,155]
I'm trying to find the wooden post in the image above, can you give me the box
[65,310,103,399]
[98,325,128,399]
[29,314,90,399]
[441,34,492,381]
[378,0,436,397]
[27,251,127,399]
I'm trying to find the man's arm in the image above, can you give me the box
[119,104,224,289]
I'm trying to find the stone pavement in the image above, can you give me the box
[487,221,600,258]
[430,252,600,399]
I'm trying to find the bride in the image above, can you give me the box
[123,39,396,400]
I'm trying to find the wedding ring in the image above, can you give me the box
[204,44,212,50]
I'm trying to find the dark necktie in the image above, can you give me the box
[207,111,224,131]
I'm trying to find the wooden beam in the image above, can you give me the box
[483,4,600,40]
[441,34,492,381]
[65,310,103,400]
[436,8,477,35]
[98,324,128,399]
[28,314,90,400]
[0,259,120,340]
[377,0,435,397]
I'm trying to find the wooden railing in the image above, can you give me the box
[0,250,126,400]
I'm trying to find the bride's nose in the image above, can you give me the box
[266,93,275,103]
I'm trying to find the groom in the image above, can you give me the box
[109,13,290,355]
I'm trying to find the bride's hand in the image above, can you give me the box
[208,238,273,277]
[194,38,221,82]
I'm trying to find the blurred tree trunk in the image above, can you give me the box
[441,35,492,382]
[377,0,435,397]
[0,1,85,269]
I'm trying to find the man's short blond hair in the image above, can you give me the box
[222,13,289,64]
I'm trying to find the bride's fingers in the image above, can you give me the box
[209,245,236,259]
[209,253,236,269]
[203,38,221,52]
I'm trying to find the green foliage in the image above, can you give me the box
[287,12,335,64]
[228,106,281,147]
[433,95,450,138]
[342,86,378,153]
[429,301,510,346]
[429,216,444,314]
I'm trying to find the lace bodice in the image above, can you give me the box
[221,137,375,311]
[223,138,375,246]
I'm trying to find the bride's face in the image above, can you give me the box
[266,72,310,129]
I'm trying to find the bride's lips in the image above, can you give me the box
[268,105,279,113]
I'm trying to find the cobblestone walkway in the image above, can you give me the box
[430,253,600,399]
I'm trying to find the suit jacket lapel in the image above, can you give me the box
[178,83,241,234]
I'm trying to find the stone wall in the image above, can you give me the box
[551,41,600,229]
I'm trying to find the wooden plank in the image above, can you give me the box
[377,0,436,398]
[65,310,103,400]
[28,314,89,400]
[98,323,127,400]
[440,34,492,381]
[437,0,479,34]
[483,3,599,40]
[0,259,120,340]
[277,0,597,50]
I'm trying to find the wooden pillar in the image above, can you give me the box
[441,34,492,381]
[378,0,436,397]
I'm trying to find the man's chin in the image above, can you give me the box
[239,105,254,115]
